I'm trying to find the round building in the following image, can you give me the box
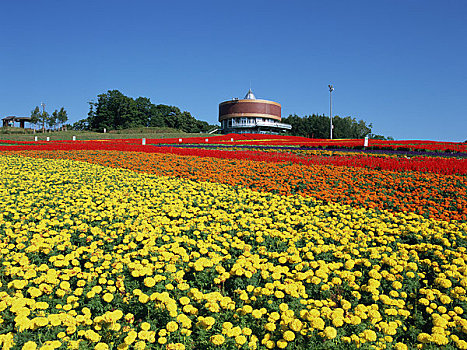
[218,89,292,134]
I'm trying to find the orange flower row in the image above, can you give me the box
[9,150,467,222]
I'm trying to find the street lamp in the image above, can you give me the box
[328,85,334,139]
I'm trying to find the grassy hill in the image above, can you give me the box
[0,127,218,141]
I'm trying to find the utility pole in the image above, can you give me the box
[328,85,334,139]
[41,102,46,133]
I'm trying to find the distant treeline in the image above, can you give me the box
[282,114,392,140]
[74,90,215,133]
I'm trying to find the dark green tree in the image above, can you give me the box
[90,90,135,130]
[32,105,68,132]
[72,118,91,131]
[283,114,373,139]
[57,107,68,130]
[39,111,49,133]
[30,106,41,130]
[49,110,58,130]
[82,90,214,133]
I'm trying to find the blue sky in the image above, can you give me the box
[1,0,466,141]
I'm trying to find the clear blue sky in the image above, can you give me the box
[1,0,466,141]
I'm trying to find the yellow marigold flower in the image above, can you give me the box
[436,278,452,289]
[432,334,449,345]
[323,326,337,339]
[277,339,288,349]
[57,332,66,339]
[243,305,253,314]
[179,297,190,305]
[59,281,71,290]
[204,317,216,326]
[265,323,276,332]
[22,341,37,350]
[166,321,179,332]
[417,333,432,343]
[439,295,451,304]
[222,322,233,330]
[166,343,185,350]
[283,330,295,342]
[252,309,262,319]
[34,317,49,327]
[341,336,352,343]
[210,335,225,346]
[341,299,351,310]
[437,306,447,314]
[124,330,138,345]
[103,293,114,303]
[36,301,49,310]
[275,290,285,299]
[94,343,109,350]
[134,340,146,350]
[345,260,355,270]
[362,329,377,342]
[418,298,429,306]
[235,335,247,345]
[77,280,86,287]
[85,330,101,343]
[140,322,151,331]
[144,277,155,288]
[158,337,167,345]
[138,293,149,304]
[311,317,325,330]
[289,318,303,332]
[269,312,280,321]
[332,317,344,327]
[394,343,408,350]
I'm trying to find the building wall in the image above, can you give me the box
[219,99,281,122]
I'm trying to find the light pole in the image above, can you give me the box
[41,102,46,133]
[328,85,334,139]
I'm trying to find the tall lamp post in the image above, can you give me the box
[41,102,46,133]
[328,85,334,139]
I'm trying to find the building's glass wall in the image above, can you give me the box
[220,116,290,135]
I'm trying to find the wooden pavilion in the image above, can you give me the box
[2,116,31,128]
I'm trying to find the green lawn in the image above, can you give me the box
[0,127,219,141]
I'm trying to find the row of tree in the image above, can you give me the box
[30,91,390,139]
[30,107,68,132]
[74,90,215,133]
[282,114,392,140]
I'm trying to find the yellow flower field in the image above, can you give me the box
[0,154,467,350]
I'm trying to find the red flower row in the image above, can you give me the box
[5,133,465,153]
[2,139,466,175]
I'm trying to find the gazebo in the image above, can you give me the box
[2,116,31,128]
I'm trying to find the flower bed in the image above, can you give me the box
[0,135,467,350]
[8,150,467,222]
[0,155,467,350]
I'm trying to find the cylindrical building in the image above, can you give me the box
[218,90,292,134]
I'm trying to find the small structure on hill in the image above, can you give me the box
[218,89,292,134]
[2,116,31,128]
